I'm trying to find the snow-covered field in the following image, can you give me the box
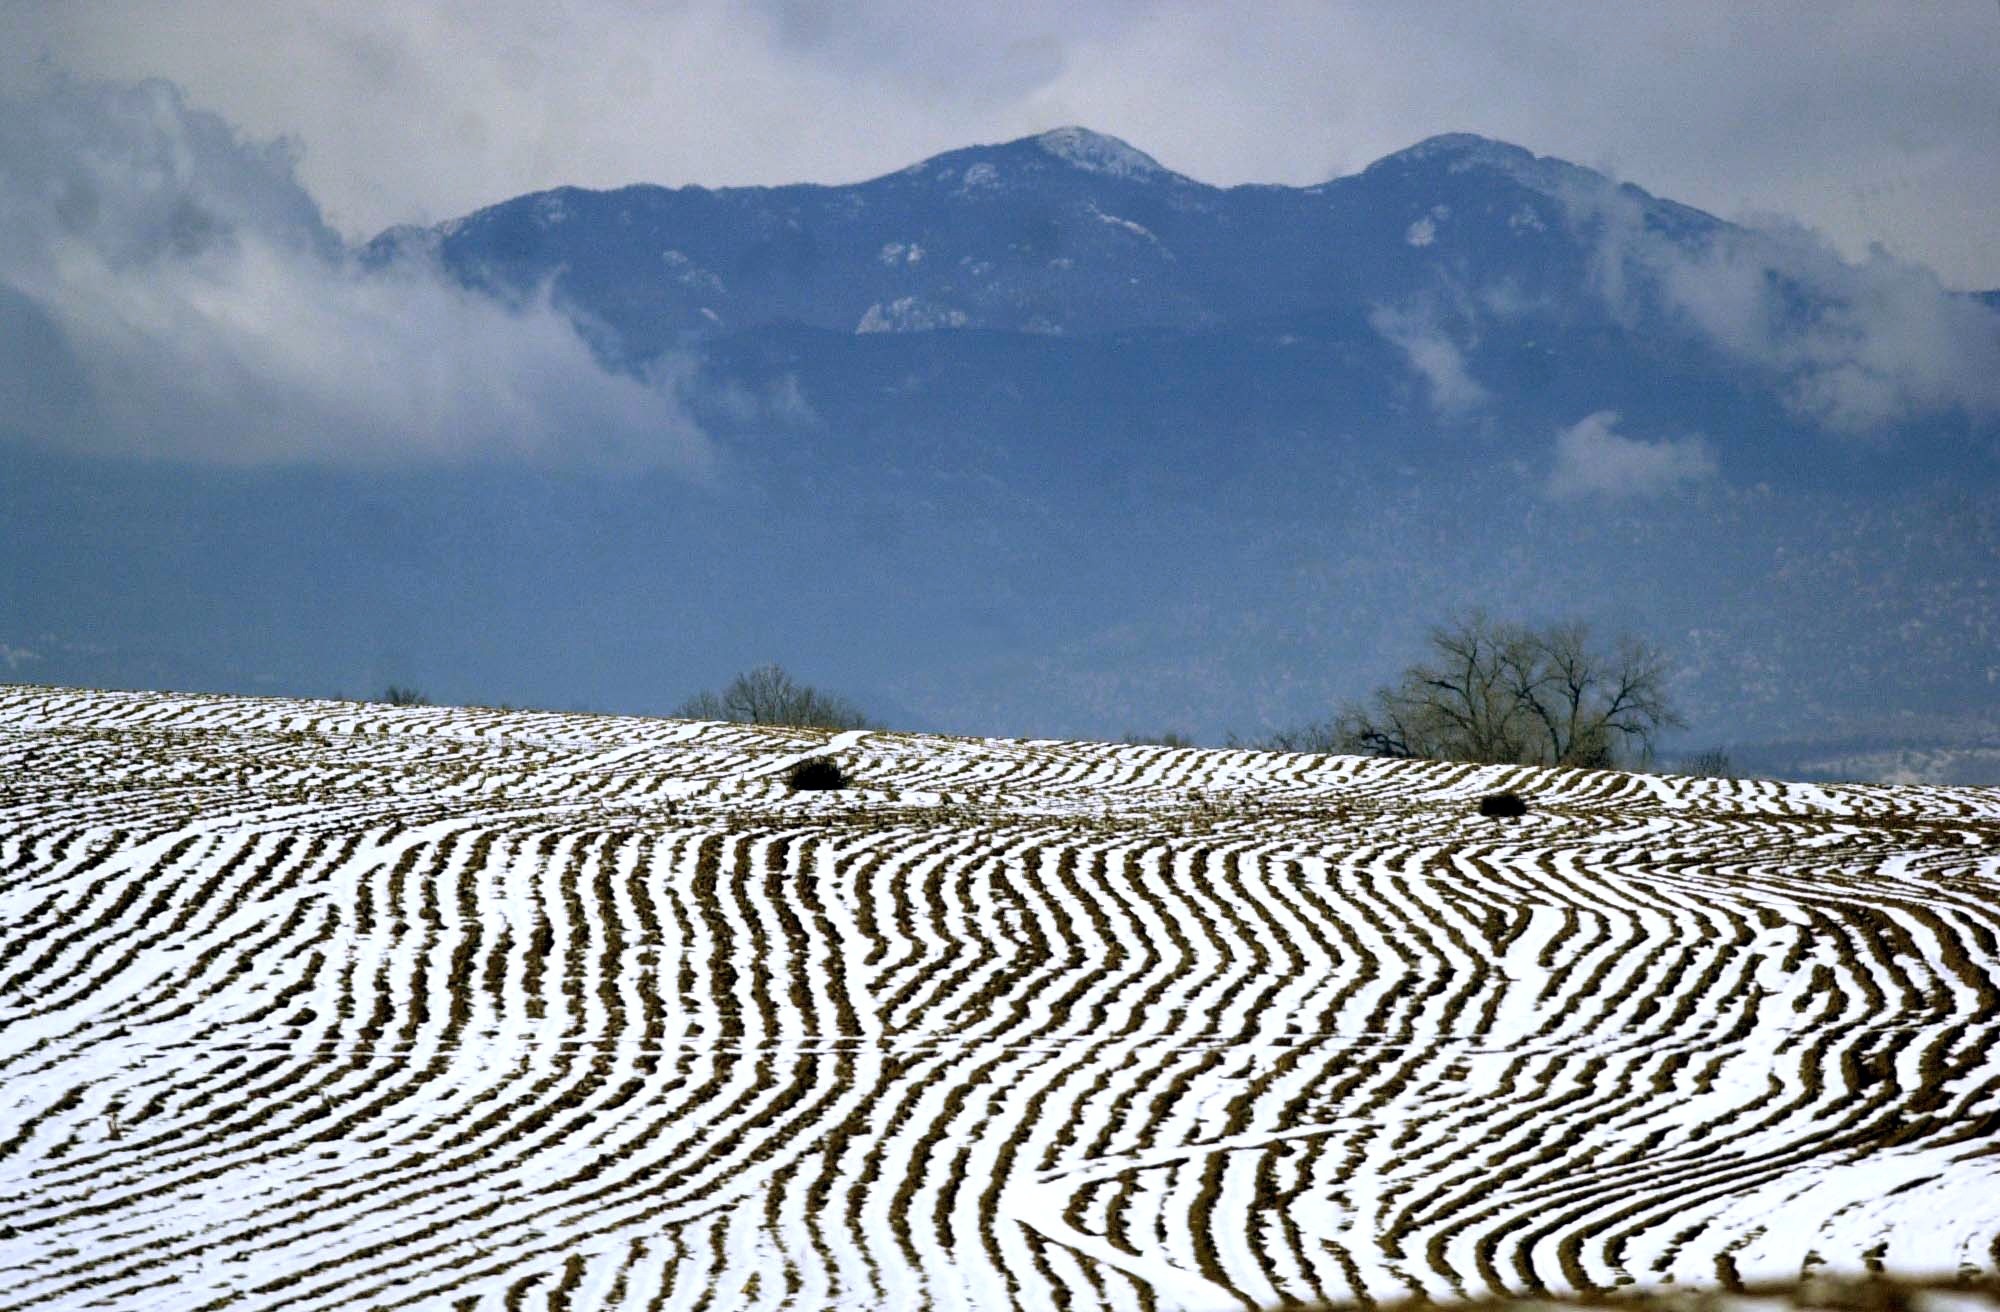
[2,685,1998,1311]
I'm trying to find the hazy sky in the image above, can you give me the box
[7,0,1999,288]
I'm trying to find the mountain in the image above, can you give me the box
[372,127,1719,354]
[379,125,1994,493]
[12,129,1999,778]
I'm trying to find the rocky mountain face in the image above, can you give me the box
[377,128,1707,350]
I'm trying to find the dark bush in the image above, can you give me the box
[1478,791,1528,818]
[786,757,849,791]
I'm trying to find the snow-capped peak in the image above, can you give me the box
[1383,132,1535,170]
[1033,127,1166,179]
[1365,132,1603,197]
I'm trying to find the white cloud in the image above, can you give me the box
[1368,303,1487,416]
[1547,410,1716,499]
[0,75,712,469]
[1569,180,2000,432]
[5,3,1996,286]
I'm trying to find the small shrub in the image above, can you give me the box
[786,757,849,791]
[1228,721,1342,754]
[1682,747,1734,779]
[1122,731,1195,748]
[1478,791,1528,818]
[384,685,429,707]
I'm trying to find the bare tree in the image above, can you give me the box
[674,689,725,721]
[675,664,871,731]
[1228,720,1344,754]
[1549,626,1678,766]
[1333,613,1681,769]
[1262,722,1343,753]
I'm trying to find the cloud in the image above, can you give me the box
[1569,179,2000,433]
[6,2,1997,287]
[0,75,712,469]
[1547,410,1716,499]
[1368,303,1487,416]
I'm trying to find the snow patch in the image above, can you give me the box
[1407,205,1450,247]
[1508,203,1548,234]
[1034,127,1165,179]
[661,250,724,294]
[1091,207,1157,243]
[856,298,969,333]
[1372,133,1596,199]
[533,193,569,227]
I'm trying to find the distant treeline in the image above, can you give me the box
[380,614,1733,774]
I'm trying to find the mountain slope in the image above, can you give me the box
[375,128,1722,357]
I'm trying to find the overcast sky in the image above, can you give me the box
[7,0,1998,289]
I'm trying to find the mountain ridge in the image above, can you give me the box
[397,127,1697,228]
[372,126,1744,360]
